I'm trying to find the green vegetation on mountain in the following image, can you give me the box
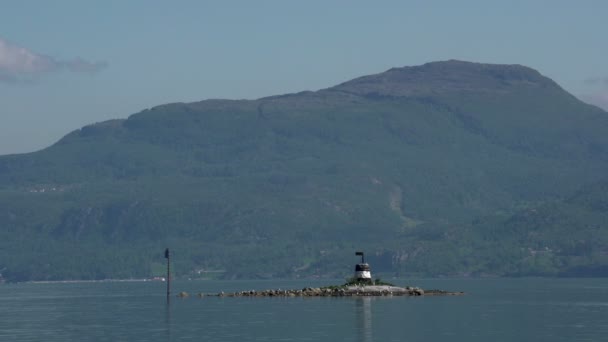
[0,60,607,281]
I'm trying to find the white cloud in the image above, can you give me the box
[0,37,106,83]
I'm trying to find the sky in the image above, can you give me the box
[1,0,607,155]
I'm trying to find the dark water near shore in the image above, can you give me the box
[1,278,607,341]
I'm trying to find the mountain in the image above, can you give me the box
[1,60,607,281]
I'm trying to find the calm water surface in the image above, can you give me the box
[1,278,607,341]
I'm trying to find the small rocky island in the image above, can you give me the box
[179,252,464,298]
[187,285,463,298]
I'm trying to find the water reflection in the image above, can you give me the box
[355,297,373,342]
[165,297,172,342]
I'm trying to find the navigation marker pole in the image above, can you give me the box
[165,248,171,299]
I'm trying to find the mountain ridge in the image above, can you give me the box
[327,60,564,98]
[45,59,600,152]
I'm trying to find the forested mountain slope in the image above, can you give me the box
[1,60,607,281]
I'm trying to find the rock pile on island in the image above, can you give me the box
[190,285,463,298]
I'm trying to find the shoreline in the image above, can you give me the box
[23,278,160,284]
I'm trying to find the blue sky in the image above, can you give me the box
[1,0,607,155]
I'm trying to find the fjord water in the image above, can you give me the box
[1,278,607,341]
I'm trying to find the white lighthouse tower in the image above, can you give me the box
[354,251,373,284]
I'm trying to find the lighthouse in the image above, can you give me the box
[354,251,373,284]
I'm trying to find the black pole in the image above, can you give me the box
[356,251,365,264]
[165,248,171,299]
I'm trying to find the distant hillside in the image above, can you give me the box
[0,60,607,281]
